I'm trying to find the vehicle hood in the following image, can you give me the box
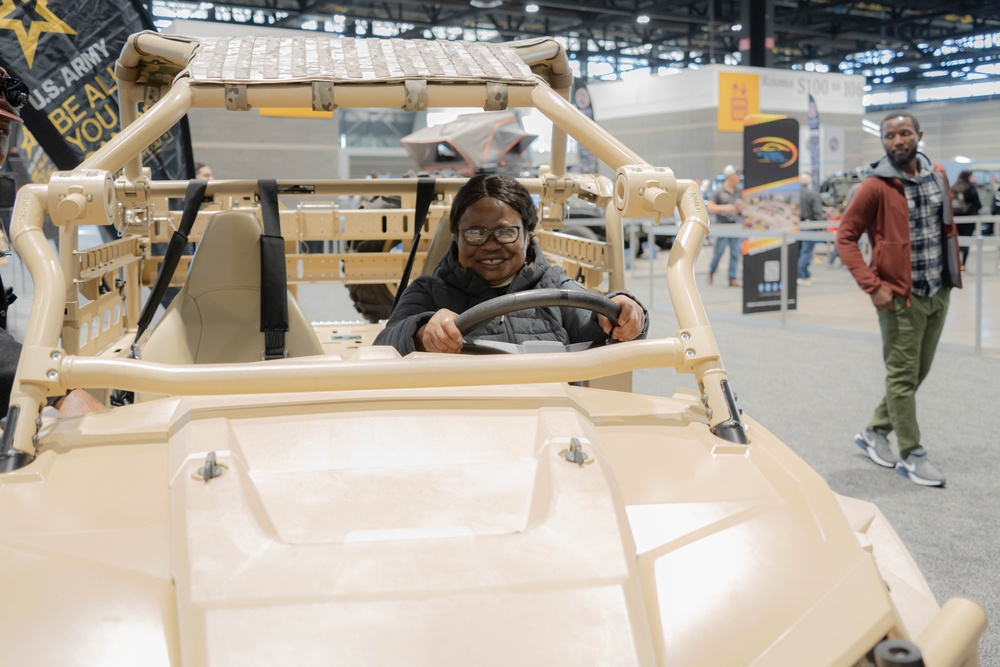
[1,385,903,666]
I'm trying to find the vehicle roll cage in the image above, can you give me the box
[2,32,746,469]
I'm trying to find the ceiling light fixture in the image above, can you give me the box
[637,15,650,24]
[470,0,503,8]
[525,3,539,12]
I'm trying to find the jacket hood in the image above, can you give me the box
[866,152,933,182]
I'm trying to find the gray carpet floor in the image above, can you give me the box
[635,304,1000,664]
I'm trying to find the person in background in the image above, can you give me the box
[950,169,981,269]
[827,182,863,267]
[195,163,214,180]
[706,164,744,287]
[797,173,826,285]
[990,183,1000,271]
[991,181,1000,239]
[375,174,647,355]
[836,112,961,488]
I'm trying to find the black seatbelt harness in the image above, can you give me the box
[131,179,208,357]
[257,180,289,360]
[392,178,437,311]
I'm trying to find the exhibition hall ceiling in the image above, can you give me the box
[147,1,999,87]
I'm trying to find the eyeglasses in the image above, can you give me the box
[460,225,522,246]
[1,75,29,109]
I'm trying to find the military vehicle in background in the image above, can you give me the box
[820,168,867,210]
[400,109,537,176]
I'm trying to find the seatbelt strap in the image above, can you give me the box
[111,180,207,408]
[392,177,436,311]
[258,180,288,360]
[131,179,208,354]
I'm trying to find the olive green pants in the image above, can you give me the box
[870,287,950,457]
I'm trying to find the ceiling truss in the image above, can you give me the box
[145,0,1000,88]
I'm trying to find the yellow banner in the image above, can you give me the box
[717,72,760,133]
[259,107,333,119]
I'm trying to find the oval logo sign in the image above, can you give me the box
[750,137,798,167]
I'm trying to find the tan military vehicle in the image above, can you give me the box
[0,32,987,666]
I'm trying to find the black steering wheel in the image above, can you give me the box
[453,288,622,354]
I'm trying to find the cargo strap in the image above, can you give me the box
[132,179,208,353]
[392,178,436,312]
[258,179,288,360]
[110,180,207,407]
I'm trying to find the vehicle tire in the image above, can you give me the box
[345,239,399,323]
[345,195,404,323]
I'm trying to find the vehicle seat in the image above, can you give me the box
[140,210,324,366]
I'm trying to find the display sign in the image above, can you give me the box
[741,115,800,314]
[591,65,864,123]
[0,0,193,183]
[717,72,760,133]
[743,116,799,192]
[742,244,799,314]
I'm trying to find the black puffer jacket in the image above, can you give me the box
[374,242,648,355]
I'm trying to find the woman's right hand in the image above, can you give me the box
[415,309,463,353]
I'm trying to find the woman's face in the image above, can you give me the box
[454,197,528,286]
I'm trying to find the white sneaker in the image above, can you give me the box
[895,449,946,487]
[854,428,898,468]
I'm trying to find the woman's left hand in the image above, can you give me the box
[599,295,645,341]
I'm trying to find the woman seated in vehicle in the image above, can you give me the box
[374,174,647,355]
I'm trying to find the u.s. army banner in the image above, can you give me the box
[0,0,193,182]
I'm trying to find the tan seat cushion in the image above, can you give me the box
[141,210,324,366]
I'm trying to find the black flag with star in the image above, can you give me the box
[0,0,193,183]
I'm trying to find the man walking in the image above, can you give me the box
[797,173,825,284]
[707,164,744,287]
[836,112,962,487]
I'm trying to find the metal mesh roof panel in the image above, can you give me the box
[186,37,536,84]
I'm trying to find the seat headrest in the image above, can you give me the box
[186,211,263,298]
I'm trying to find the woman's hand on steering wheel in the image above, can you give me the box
[600,295,645,342]
[416,308,463,353]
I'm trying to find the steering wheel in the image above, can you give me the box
[453,288,622,354]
